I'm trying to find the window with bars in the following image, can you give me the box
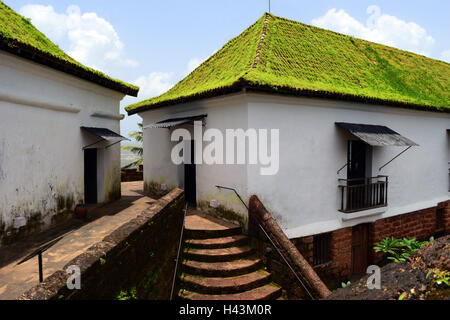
[313,233,331,266]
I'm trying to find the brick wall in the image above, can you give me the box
[293,200,450,287]
[121,168,143,182]
[293,228,352,288]
[440,200,450,234]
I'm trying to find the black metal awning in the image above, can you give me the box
[145,114,207,129]
[335,122,419,147]
[81,126,129,149]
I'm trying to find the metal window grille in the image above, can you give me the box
[313,233,331,266]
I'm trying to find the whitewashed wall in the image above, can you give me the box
[139,92,450,238]
[140,94,250,221]
[0,51,124,241]
[247,93,450,238]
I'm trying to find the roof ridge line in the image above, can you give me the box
[242,13,270,78]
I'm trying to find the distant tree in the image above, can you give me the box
[121,123,143,169]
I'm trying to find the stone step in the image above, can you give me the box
[185,226,242,240]
[185,235,249,249]
[180,270,271,294]
[182,257,263,277]
[184,246,255,262]
[178,283,282,300]
[184,213,242,239]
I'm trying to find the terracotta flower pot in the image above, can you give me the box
[74,204,88,220]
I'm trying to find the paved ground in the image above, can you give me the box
[185,209,240,232]
[0,181,153,300]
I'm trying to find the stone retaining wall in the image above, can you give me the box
[121,169,143,182]
[20,188,185,300]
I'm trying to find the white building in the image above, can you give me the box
[127,14,449,278]
[0,3,138,245]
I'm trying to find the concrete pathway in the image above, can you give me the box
[0,181,153,300]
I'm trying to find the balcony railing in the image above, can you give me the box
[338,176,388,213]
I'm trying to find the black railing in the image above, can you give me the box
[216,186,315,300]
[339,176,388,213]
[170,204,188,300]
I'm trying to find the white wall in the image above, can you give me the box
[0,51,124,240]
[247,93,450,238]
[139,92,449,238]
[140,94,250,220]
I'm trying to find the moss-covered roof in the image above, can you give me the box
[126,13,449,114]
[0,1,138,96]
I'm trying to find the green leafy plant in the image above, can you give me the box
[116,287,138,300]
[341,281,351,288]
[398,292,407,300]
[121,123,143,169]
[374,237,433,263]
[427,269,450,287]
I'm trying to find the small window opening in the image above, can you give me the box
[313,233,331,266]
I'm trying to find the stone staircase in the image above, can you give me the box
[177,212,283,300]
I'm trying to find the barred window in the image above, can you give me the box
[313,233,331,266]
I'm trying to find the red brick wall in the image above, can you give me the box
[440,201,450,233]
[292,200,450,287]
[368,205,442,264]
[121,169,143,182]
[293,228,352,287]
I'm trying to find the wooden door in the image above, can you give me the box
[84,148,97,204]
[184,140,196,207]
[352,224,369,275]
[347,140,366,183]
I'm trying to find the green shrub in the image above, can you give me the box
[427,269,450,287]
[374,237,433,263]
[116,287,138,300]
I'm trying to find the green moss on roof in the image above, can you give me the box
[126,13,449,114]
[0,1,138,96]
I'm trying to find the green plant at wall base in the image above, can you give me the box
[99,258,106,266]
[374,237,433,263]
[427,269,450,287]
[341,281,351,288]
[121,123,143,169]
[398,292,407,300]
[116,287,137,300]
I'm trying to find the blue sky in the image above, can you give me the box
[4,0,450,140]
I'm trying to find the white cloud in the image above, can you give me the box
[20,4,138,72]
[132,57,209,100]
[440,50,450,63]
[133,72,175,100]
[312,5,435,56]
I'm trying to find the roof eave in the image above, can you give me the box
[126,82,449,115]
[126,81,248,115]
[0,38,139,97]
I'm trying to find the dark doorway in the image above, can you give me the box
[352,224,369,275]
[184,140,196,207]
[84,148,98,204]
[347,140,367,183]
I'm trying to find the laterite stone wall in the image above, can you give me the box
[293,200,450,288]
[20,189,185,300]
